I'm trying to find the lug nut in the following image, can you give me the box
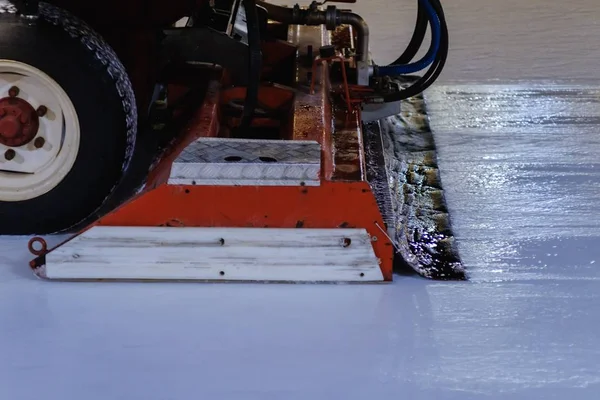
[8,86,19,98]
[4,149,16,161]
[37,105,47,117]
[34,137,45,149]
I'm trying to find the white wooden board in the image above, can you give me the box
[38,226,384,282]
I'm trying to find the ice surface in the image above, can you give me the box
[3,85,600,398]
[3,1,600,398]
[424,84,600,398]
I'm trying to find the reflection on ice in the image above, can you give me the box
[426,84,600,283]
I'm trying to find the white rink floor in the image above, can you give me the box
[2,83,600,399]
[4,1,600,397]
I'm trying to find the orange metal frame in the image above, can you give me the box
[33,24,395,281]
[97,183,393,281]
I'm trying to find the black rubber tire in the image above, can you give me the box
[0,2,137,235]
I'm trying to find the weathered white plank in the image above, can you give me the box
[40,226,384,282]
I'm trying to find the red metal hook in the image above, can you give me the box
[28,237,48,257]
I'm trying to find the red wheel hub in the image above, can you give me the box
[0,97,40,147]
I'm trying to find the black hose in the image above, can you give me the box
[391,1,428,65]
[378,0,448,103]
[240,0,262,132]
[254,0,447,103]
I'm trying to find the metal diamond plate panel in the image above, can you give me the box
[169,138,322,186]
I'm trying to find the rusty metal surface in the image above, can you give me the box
[331,111,365,181]
[330,26,367,182]
[290,25,336,180]
[290,24,366,183]
[0,96,40,147]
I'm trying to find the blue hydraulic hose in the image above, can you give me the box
[374,0,441,76]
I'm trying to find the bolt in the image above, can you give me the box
[34,137,45,148]
[8,86,19,98]
[4,149,15,161]
[37,105,47,117]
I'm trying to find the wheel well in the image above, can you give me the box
[40,0,205,116]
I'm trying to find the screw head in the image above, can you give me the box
[8,86,19,98]
[36,105,47,117]
[34,137,45,149]
[4,148,16,160]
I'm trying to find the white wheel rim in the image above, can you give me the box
[0,60,80,202]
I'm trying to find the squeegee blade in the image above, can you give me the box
[364,79,467,281]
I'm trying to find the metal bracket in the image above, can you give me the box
[361,100,403,123]
[162,26,250,84]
